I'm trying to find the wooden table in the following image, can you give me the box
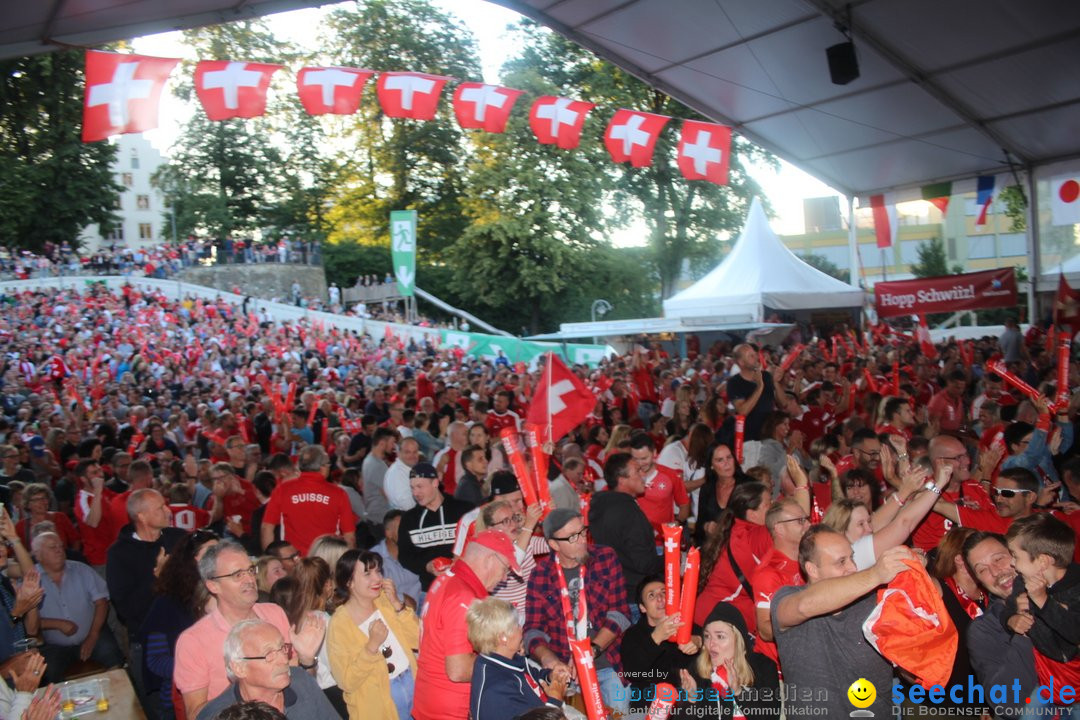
[60,668,145,720]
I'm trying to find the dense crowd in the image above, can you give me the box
[0,281,1077,720]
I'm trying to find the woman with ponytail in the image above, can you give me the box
[694,482,773,632]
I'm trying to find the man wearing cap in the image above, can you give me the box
[398,462,474,591]
[525,508,632,718]
[413,530,518,720]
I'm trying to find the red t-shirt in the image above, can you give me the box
[169,504,211,532]
[262,472,356,555]
[222,479,261,535]
[695,519,773,632]
[484,409,520,435]
[928,390,965,432]
[110,490,132,527]
[16,512,78,549]
[414,560,488,720]
[637,465,690,537]
[74,488,119,565]
[750,547,803,667]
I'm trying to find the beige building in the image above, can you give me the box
[79,133,168,250]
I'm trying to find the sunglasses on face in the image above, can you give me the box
[992,487,1034,499]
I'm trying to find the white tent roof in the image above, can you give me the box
[662,198,864,321]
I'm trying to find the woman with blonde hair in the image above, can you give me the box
[328,549,418,719]
[255,555,286,602]
[309,534,349,575]
[678,602,780,718]
[602,424,632,462]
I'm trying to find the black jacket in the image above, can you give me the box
[588,490,661,600]
[398,495,473,590]
[621,616,699,711]
[469,652,563,720]
[105,524,186,633]
[1003,563,1080,663]
[684,652,782,719]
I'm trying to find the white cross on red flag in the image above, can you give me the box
[604,109,670,167]
[526,353,595,444]
[452,83,523,133]
[528,96,594,149]
[82,50,179,143]
[194,60,282,121]
[677,120,732,184]
[376,72,450,120]
[296,67,372,116]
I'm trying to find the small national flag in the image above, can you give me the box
[1054,273,1080,334]
[870,194,897,249]
[975,175,995,226]
[1050,175,1080,226]
[920,182,952,215]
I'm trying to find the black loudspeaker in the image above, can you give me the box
[826,41,860,85]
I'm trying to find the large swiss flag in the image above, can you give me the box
[604,109,670,167]
[529,96,594,149]
[82,50,179,143]
[296,67,372,116]
[194,60,282,121]
[677,120,732,185]
[376,71,450,120]
[453,83,523,132]
[527,353,595,444]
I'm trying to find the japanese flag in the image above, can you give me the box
[1050,175,1080,226]
[677,120,732,185]
[296,67,372,116]
[194,60,282,121]
[603,109,670,167]
[376,72,450,120]
[526,353,595,444]
[528,96,594,149]
[82,50,179,143]
[452,83,523,132]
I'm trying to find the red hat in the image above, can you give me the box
[470,530,520,572]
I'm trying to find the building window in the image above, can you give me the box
[121,173,133,187]
[106,227,124,241]
[139,223,153,240]
[131,150,140,170]
[136,194,150,210]
[114,196,122,210]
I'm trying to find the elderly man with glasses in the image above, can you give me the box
[174,540,326,720]
[196,620,339,720]
[525,506,633,719]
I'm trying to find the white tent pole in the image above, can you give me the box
[1024,169,1040,323]
[847,195,858,287]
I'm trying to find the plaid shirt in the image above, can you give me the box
[524,544,631,673]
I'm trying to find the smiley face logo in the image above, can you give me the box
[847,678,876,709]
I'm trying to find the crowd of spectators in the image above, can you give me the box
[0,280,1077,720]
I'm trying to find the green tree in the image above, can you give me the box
[154,20,295,240]
[0,49,120,250]
[909,238,962,278]
[800,252,848,282]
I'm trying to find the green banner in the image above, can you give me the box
[439,329,610,367]
[390,210,417,297]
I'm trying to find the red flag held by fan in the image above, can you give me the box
[1054,273,1080,335]
[916,315,938,359]
[526,354,595,444]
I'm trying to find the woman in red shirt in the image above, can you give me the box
[16,483,80,552]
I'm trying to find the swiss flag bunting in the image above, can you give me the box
[453,83,523,132]
[82,50,179,143]
[870,193,898,249]
[529,96,595,149]
[376,72,450,120]
[677,120,732,184]
[527,353,596,444]
[296,67,372,116]
[194,60,282,121]
[604,109,670,167]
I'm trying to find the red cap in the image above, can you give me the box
[471,530,520,572]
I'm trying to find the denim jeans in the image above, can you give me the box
[597,666,630,718]
[391,667,414,720]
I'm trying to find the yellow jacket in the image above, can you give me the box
[327,595,420,720]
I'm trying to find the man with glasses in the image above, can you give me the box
[525,507,632,719]
[174,540,326,720]
[260,445,355,555]
[933,467,1050,535]
[752,498,810,666]
[909,434,981,551]
[197,620,340,719]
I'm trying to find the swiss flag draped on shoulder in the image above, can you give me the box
[527,353,595,444]
[529,96,594,149]
[296,67,372,116]
[453,83,523,132]
[82,50,179,142]
[604,109,670,167]
[194,60,282,121]
[376,72,450,120]
[677,120,732,184]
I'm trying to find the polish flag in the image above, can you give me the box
[296,67,372,116]
[528,96,594,149]
[376,72,450,120]
[676,120,732,184]
[82,50,179,142]
[452,83,523,132]
[604,109,670,167]
[194,60,282,121]
[1050,175,1080,226]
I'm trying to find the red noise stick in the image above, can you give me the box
[499,428,540,509]
[662,524,682,617]
[676,547,700,645]
[1057,336,1072,410]
[734,415,745,464]
[987,360,1044,406]
[523,424,553,517]
[570,638,608,720]
[647,683,677,720]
